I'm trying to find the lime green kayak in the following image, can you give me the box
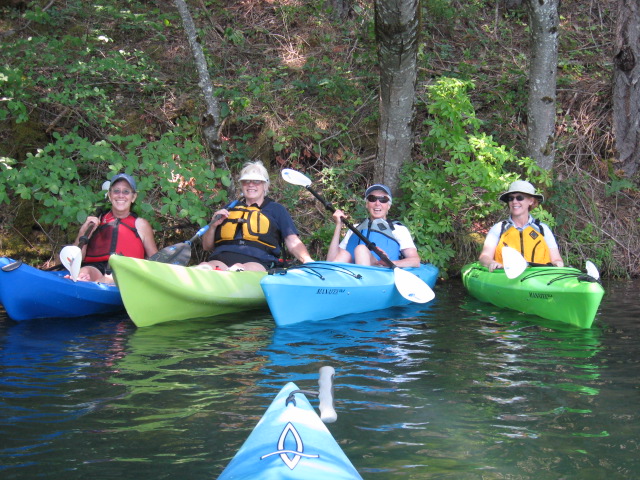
[461,262,605,328]
[109,256,267,327]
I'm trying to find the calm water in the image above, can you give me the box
[1,279,638,479]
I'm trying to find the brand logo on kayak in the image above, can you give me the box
[529,292,553,299]
[260,422,319,469]
[316,288,346,295]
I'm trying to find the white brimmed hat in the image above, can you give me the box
[499,180,544,203]
[239,171,269,182]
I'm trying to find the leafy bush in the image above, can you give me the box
[400,77,550,270]
[1,124,231,237]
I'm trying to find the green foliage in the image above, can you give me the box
[0,35,163,130]
[400,78,550,270]
[2,123,231,232]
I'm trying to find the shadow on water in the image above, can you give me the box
[0,278,639,479]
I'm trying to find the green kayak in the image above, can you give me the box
[461,262,605,328]
[109,256,267,327]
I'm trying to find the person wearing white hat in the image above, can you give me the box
[327,184,420,267]
[478,180,564,271]
[72,172,158,282]
[200,160,313,271]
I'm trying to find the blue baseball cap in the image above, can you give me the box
[365,184,392,200]
[110,173,137,192]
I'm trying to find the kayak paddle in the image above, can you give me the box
[502,246,529,279]
[60,222,96,282]
[149,198,240,266]
[281,168,435,304]
[585,260,600,280]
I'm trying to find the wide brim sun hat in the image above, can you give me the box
[499,180,544,203]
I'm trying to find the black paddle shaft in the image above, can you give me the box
[304,185,396,269]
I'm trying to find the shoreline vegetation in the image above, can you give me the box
[0,0,638,277]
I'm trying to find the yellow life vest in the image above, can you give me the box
[495,221,552,265]
[214,200,281,254]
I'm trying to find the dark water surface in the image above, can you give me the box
[1,279,638,479]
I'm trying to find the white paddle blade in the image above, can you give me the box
[502,246,528,279]
[281,168,312,187]
[585,260,600,280]
[393,267,435,304]
[60,245,82,282]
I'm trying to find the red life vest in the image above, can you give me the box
[84,212,145,263]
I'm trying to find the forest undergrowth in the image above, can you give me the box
[0,0,638,277]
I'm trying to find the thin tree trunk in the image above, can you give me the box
[613,0,640,178]
[526,0,559,171]
[173,0,234,194]
[374,0,419,194]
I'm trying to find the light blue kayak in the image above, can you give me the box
[218,370,362,480]
[261,261,438,326]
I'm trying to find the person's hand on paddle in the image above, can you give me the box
[77,216,99,242]
[211,209,229,227]
[331,209,346,225]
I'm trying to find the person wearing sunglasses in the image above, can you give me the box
[478,180,564,272]
[199,160,313,271]
[72,172,158,282]
[327,184,420,267]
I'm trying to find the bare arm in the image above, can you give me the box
[326,209,352,262]
[135,218,158,257]
[284,234,313,264]
[387,247,420,268]
[549,247,564,267]
[201,209,229,251]
[478,242,502,272]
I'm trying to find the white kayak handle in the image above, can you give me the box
[318,366,337,423]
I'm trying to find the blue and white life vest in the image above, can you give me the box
[345,218,402,261]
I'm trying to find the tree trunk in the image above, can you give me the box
[525,0,559,171]
[613,0,640,179]
[173,0,234,194]
[374,0,419,194]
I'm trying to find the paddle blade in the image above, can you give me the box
[585,260,600,280]
[148,242,192,266]
[281,168,312,187]
[60,245,82,282]
[393,267,435,304]
[502,246,528,279]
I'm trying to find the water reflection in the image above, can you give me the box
[0,280,638,479]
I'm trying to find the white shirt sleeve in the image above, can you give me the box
[483,222,503,248]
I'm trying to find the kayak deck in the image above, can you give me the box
[218,381,362,480]
[261,261,438,326]
[109,255,267,327]
[461,262,604,328]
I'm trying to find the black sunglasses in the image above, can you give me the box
[507,194,527,202]
[366,194,390,204]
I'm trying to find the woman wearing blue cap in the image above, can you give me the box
[478,180,564,271]
[327,184,420,267]
[72,173,158,282]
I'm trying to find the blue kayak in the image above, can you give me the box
[261,261,438,326]
[0,257,123,321]
[218,378,362,479]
